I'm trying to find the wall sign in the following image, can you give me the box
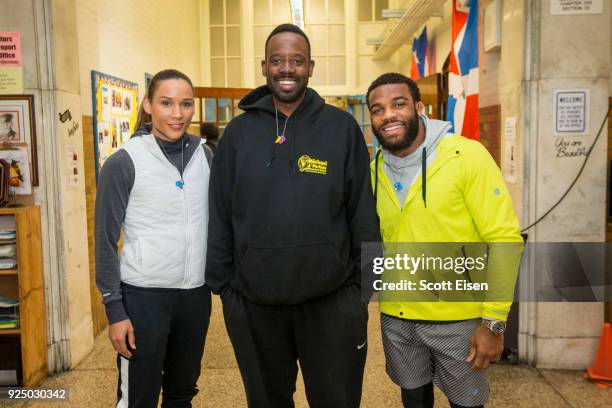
[550,0,603,15]
[503,117,517,184]
[0,32,23,94]
[554,89,589,136]
[65,146,79,188]
[554,137,587,159]
[0,32,21,66]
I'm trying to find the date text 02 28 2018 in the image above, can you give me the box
[0,388,69,401]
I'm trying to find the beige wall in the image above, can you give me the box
[516,0,611,369]
[326,0,448,95]
[51,0,95,369]
[424,0,452,77]
[76,0,203,112]
[532,0,609,369]
[356,21,402,93]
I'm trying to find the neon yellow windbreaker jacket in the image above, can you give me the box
[370,133,522,321]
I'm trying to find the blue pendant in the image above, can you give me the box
[393,181,404,192]
[175,180,184,189]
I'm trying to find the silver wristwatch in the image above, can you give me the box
[482,319,506,335]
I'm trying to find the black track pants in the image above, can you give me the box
[116,284,212,408]
[222,284,368,408]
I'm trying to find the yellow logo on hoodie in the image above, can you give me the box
[297,155,327,175]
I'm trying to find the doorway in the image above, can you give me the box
[192,87,252,136]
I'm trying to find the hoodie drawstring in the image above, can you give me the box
[374,149,381,204]
[266,143,277,167]
[266,116,297,172]
[422,146,427,208]
[267,110,283,168]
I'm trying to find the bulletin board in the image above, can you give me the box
[91,70,138,178]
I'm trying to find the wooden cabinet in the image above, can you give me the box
[0,206,46,386]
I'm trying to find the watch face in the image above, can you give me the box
[491,321,506,335]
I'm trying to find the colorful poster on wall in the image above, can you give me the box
[91,70,138,178]
[0,32,23,94]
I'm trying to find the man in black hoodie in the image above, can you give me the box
[206,24,381,407]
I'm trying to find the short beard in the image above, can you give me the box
[373,113,420,153]
[267,77,307,104]
[272,88,305,103]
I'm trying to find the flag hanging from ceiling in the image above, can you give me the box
[447,0,479,140]
[410,27,430,80]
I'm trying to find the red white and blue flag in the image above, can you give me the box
[447,0,479,140]
[410,27,430,80]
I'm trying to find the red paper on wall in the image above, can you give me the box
[0,32,22,66]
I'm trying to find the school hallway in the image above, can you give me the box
[1,297,610,408]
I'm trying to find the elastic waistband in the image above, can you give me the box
[381,312,475,325]
[121,282,208,293]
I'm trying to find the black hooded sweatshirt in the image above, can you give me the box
[206,86,381,305]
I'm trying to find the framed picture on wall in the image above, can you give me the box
[0,95,39,186]
[0,146,32,195]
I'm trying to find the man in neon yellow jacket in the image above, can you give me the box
[367,73,523,408]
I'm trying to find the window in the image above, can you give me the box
[304,0,346,86]
[210,0,243,87]
[253,0,293,86]
[192,89,251,137]
[359,0,389,22]
[253,0,346,87]
[347,95,377,158]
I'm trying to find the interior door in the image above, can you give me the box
[415,73,444,120]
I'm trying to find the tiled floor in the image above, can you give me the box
[2,298,611,407]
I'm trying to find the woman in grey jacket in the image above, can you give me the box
[95,69,211,407]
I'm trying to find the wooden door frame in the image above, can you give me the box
[193,87,252,132]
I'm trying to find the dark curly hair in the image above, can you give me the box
[366,72,421,108]
[265,24,311,58]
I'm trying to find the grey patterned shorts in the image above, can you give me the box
[381,313,489,407]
